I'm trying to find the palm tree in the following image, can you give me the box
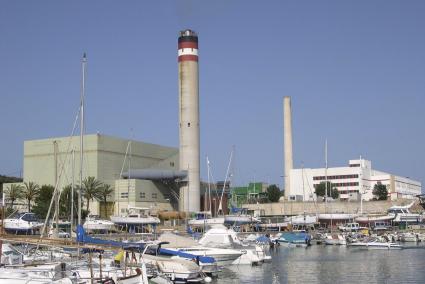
[82,177,103,213]
[23,181,40,212]
[5,184,24,209]
[97,184,114,218]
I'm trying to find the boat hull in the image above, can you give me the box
[188,217,225,227]
[348,242,402,250]
[355,214,395,224]
[224,215,259,225]
[111,216,160,225]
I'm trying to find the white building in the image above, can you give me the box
[288,159,421,201]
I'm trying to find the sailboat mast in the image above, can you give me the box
[325,139,328,212]
[71,148,75,233]
[128,140,132,207]
[218,148,234,215]
[207,158,212,213]
[78,53,87,226]
[54,140,59,235]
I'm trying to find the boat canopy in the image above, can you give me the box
[122,169,187,180]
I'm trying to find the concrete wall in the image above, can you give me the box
[243,199,416,216]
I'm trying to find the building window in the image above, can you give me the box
[121,192,128,198]
[152,193,157,199]
[140,192,145,198]
[170,162,175,167]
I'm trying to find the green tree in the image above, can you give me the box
[23,181,40,212]
[315,181,339,199]
[266,184,282,202]
[32,185,54,219]
[0,175,23,196]
[96,184,113,218]
[373,182,388,200]
[82,177,103,213]
[5,184,24,209]
[60,185,79,220]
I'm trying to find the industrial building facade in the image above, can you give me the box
[21,134,179,215]
[288,159,421,201]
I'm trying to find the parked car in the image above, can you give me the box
[338,223,360,232]
[48,229,70,238]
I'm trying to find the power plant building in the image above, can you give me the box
[21,134,179,215]
[288,158,422,201]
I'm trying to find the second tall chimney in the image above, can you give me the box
[283,96,293,198]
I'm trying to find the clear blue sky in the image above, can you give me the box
[1,1,424,188]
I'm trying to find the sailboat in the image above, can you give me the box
[188,156,224,227]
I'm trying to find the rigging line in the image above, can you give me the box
[303,168,319,213]
[38,104,81,247]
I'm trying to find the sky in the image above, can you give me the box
[0,1,424,189]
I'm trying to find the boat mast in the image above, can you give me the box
[71,148,75,233]
[325,139,328,211]
[302,162,306,225]
[128,139,132,209]
[54,140,59,236]
[217,148,234,216]
[359,155,363,215]
[78,53,87,226]
[207,157,212,213]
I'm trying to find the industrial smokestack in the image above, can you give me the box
[283,96,293,198]
[178,29,200,212]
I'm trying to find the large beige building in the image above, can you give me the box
[22,134,179,215]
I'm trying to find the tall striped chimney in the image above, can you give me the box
[178,29,200,212]
[284,96,293,198]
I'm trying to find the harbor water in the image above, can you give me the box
[213,244,425,283]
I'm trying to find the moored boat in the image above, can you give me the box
[188,212,224,227]
[324,233,347,246]
[111,206,160,232]
[83,215,115,232]
[348,241,402,250]
[277,232,311,247]
[4,213,43,235]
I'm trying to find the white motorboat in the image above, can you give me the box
[197,224,267,265]
[224,208,260,225]
[399,232,418,242]
[4,213,44,234]
[355,214,395,224]
[348,241,402,250]
[173,246,244,266]
[111,206,160,231]
[188,211,224,227]
[0,262,74,284]
[163,225,268,266]
[83,215,115,231]
[387,202,421,223]
[324,233,347,246]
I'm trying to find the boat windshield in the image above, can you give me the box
[20,213,39,222]
[388,209,407,214]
